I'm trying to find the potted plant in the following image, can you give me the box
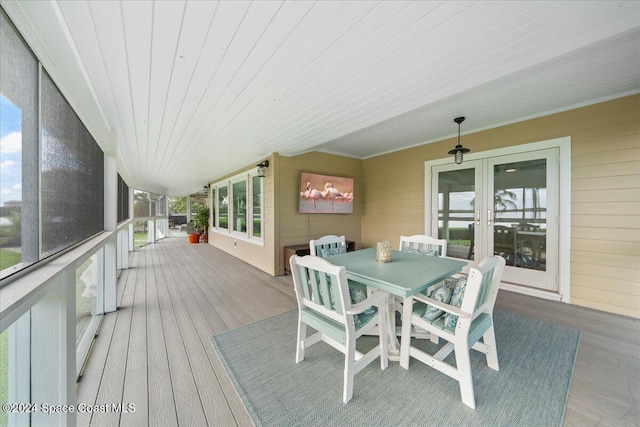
[187,230,200,244]
[186,221,200,243]
[192,205,210,243]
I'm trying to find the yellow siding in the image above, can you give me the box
[362,94,640,318]
[207,95,640,318]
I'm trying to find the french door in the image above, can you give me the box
[430,149,559,292]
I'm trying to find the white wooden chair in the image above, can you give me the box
[290,255,388,403]
[493,225,517,265]
[399,255,506,409]
[400,234,465,291]
[309,234,347,257]
[310,234,368,293]
[397,235,450,340]
[399,234,448,257]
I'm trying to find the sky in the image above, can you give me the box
[445,189,547,212]
[0,93,22,207]
[442,189,548,229]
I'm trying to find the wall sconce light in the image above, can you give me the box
[203,184,210,189]
[448,116,470,164]
[257,160,270,177]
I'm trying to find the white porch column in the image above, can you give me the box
[104,155,117,313]
[128,188,134,252]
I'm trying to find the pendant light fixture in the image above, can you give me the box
[256,160,270,177]
[448,116,470,164]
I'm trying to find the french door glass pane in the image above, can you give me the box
[437,168,475,260]
[493,159,547,271]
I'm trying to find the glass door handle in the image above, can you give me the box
[487,209,492,226]
[476,210,480,225]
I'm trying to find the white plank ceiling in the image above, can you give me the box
[3,0,639,195]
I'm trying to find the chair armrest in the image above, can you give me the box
[346,290,387,315]
[411,294,471,318]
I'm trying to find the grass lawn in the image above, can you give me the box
[449,239,471,246]
[0,249,21,271]
[134,232,148,248]
[1,250,21,427]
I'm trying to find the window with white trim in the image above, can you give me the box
[212,170,263,244]
[218,185,228,230]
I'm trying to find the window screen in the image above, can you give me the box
[117,174,129,223]
[134,190,149,218]
[1,8,39,272]
[40,70,104,257]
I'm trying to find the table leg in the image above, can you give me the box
[385,293,401,361]
[400,296,413,369]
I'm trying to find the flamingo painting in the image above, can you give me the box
[323,182,342,211]
[299,172,354,213]
[304,182,323,210]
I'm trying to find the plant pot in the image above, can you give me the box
[188,233,200,244]
[201,234,208,243]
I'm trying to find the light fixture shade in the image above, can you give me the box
[256,160,269,177]
[448,144,470,164]
[448,116,470,164]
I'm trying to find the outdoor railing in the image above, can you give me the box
[0,219,132,427]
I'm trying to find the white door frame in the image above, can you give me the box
[425,137,571,302]
[486,149,559,290]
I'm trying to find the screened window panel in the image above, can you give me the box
[134,190,149,218]
[155,195,166,216]
[117,174,129,223]
[40,70,104,257]
[0,8,39,273]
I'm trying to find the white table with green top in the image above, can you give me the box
[327,248,468,360]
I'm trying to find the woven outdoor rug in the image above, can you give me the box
[211,309,579,427]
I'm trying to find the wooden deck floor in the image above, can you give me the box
[77,236,639,426]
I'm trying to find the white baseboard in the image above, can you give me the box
[499,282,562,302]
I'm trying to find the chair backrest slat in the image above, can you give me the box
[308,268,322,305]
[399,235,447,257]
[291,255,349,318]
[299,264,313,301]
[310,235,347,257]
[318,269,336,312]
[476,268,495,310]
[460,256,505,316]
